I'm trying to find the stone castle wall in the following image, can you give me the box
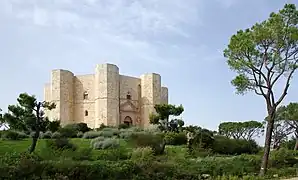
[73,74,95,126]
[44,64,168,128]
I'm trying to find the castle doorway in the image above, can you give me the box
[124,116,133,126]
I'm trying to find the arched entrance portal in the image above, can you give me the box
[124,116,133,126]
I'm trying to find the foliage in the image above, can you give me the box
[218,121,264,140]
[1,93,56,153]
[130,147,155,162]
[212,136,260,155]
[58,127,78,138]
[90,136,105,147]
[265,105,294,149]
[46,119,61,133]
[1,130,29,140]
[269,148,298,168]
[128,132,165,155]
[63,123,91,134]
[45,138,77,151]
[77,131,83,138]
[51,131,62,139]
[101,127,119,136]
[39,131,52,139]
[92,138,120,150]
[192,128,215,149]
[83,131,102,139]
[118,123,129,129]
[164,132,187,145]
[224,3,298,175]
[149,104,184,131]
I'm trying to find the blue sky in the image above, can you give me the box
[0,0,298,140]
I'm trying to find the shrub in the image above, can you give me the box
[92,138,120,150]
[83,131,102,139]
[51,131,62,139]
[102,128,119,136]
[77,131,83,138]
[46,120,61,132]
[90,136,105,147]
[130,147,154,162]
[269,148,298,168]
[118,123,129,129]
[1,130,28,140]
[128,132,165,155]
[164,132,187,145]
[119,131,133,139]
[94,148,130,161]
[212,136,259,155]
[72,148,93,161]
[40,131,52,139]
[100,130,114,138]
[57,127,77,138]
[45,138,77,151]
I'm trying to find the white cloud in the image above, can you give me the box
[0,0,206,67]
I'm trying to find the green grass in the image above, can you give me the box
[0,138,130,156]
[0,138,91,155]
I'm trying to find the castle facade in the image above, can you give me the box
[44,63,168,128]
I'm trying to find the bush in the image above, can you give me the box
[57,127,77,138]
[51,132,62,139]
[269,148,298,168]
[83,131,102,139]
[128,132,165,155]
[100,130,114,138]
[118,123,129,129]
[92,138,120,150]
[130,147,154,162]
[102,128,119,136]
[212,136,259,155]
[40,131,52,139]
[90,136,105,147]
[119,131,133,139]
[164,132,187,145]
[45,138,77,151]
[77,131,83,138]
[94,148,130,161]
[46,120,61,132]
[1,130,28,140]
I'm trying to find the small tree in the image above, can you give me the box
[224,4,298,175]
[149,104,184,131]
[2,93,55,153]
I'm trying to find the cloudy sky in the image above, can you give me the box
[0,0,297,139]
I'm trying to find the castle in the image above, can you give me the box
[44,63,168,128]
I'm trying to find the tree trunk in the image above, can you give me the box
[294,137,298,151]
[29,130,39,154]
[29,103,41,154]
[259,112,275,176]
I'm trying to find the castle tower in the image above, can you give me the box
[140,73,161,127]
[50,69,74,126]
[94,64,120,128]
[161,87,168,104]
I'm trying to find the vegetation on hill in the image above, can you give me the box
[224,3,298,175]
[0,3,298,179]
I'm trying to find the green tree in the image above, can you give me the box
[2,93,55,153]
[149,104,184,131]
[218,121,264,140]
[224,4,298,175]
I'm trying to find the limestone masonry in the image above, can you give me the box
[44,63,168,128]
